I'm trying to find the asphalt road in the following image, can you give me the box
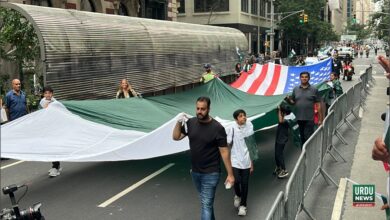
[0,56,364,220]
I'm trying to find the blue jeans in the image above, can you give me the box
[191,171,220,220]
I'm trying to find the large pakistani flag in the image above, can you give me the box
[1,79,288,162]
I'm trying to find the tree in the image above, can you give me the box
[0,8,41,109]
[368,0,390,44]
[346,21,371,40]
[275,0,339,54]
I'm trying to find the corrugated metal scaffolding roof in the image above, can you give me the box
[0,3,248,100]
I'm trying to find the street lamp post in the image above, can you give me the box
[267,9,305,56]
[269,0,275,54]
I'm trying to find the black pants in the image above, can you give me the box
[275,142,286,170]
[297,120,315,145]
[233,167,250,207]
[52,161,60,169]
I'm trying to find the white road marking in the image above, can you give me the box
[359,107,364,118]
[0,160,24,170]
[331,178,347,220]
[98,163,175,208]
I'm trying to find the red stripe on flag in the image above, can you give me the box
[247,63,257,74]
[231,64,258,88]
[231,72,249,88]
[264,64,282,96]
[247,64,269,94]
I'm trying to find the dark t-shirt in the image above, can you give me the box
[332,59,342,74]
[276,121,289,145]
[182,117,227,173]
[291,84,320,121]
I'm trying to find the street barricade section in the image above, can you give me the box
[266,66,373,220]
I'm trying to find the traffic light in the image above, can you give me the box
[299,13,304,24]
[304,14,308,23]
[352,14,356,23]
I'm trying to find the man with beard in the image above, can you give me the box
[286,72,322,144]
[172,96,235,220]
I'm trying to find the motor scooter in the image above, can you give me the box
[343,63,354,81]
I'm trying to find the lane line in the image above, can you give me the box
[1,160,25,170]
[98,163,175,208]
[331,178,347,220]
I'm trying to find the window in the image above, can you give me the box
[267,1,271,18]
[194,0,229,13]
[259,0,265,17]
[241,0,248,13]
[117,3,129,16]
[178,0,185,13]
[80,0,96,12]
[32,0,52,7]
[251,0,258,15]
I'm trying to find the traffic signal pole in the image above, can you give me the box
[268,8,305,55]
[267,8,304,55]
[270,0,275,54]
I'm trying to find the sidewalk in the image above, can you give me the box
[342,64,389,219]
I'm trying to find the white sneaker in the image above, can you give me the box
[238,206,247,216]
[49,168,62,177]
[234,195,241,208]
[48,168,55,173]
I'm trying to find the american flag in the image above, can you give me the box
[231,58,333,96]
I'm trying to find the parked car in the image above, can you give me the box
[337,47,354,59]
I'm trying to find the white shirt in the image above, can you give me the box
[227,121,254,169]
[39,97,56,109]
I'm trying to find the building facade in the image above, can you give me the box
[0,0,178,20]
[176,0,273,55]
[355,0,375,25]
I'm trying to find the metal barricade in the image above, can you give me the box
[360,71,370,95]
[304,126,323,191]
[333,93,348,144]
[352,82,363,117]
[265,66,373,220]
[265,191,285,220]
[367,66,374,84]
[344,87,358,131]
[322,110,345,162]
[284,151,310,220]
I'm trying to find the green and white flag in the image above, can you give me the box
[288,49,296,58]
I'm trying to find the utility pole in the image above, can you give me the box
[258,0,261,54]
[269,0,275,54]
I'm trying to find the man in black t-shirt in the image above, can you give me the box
[332,55,343,79]
[172,96,234,220]
[286,71,322,145]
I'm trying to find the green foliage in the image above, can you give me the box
[368,0,390,43]
[275,0,339,43]
[0,8,39,63]
[0,8,41,110]
[346,22,371,40]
